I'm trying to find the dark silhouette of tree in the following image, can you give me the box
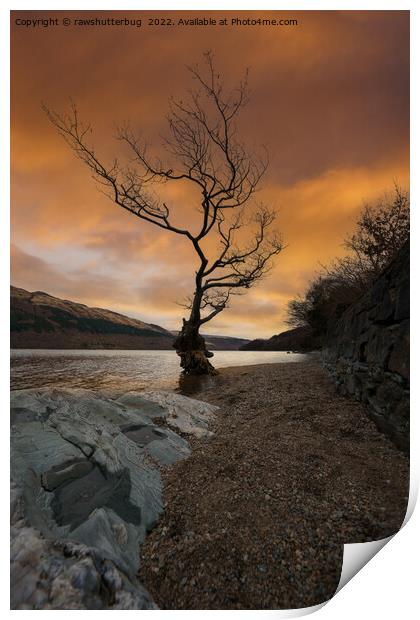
[287,186,409,335]
[44,53,283,374]
[287,275,358,336]
[343,185,409,277]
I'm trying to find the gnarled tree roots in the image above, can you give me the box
[176,350,217,375]
[173,321,217,375]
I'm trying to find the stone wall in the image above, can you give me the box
[323,242,409,452]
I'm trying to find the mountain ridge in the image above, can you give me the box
[10,286,249,350]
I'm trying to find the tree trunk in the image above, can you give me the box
[173,319,217,375]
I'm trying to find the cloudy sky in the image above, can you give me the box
[11,10,409,338]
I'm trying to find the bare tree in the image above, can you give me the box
[44,52,283,374]
[320,185,410,295]
[286,274,359,335]
[287,185,409,337]
[344,184,409,276]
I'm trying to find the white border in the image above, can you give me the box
[2,2,418,618]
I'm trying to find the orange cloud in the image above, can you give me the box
[11,10,409,338]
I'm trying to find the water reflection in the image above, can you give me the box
[177,372,220,396]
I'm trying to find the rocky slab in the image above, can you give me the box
[10,388,217,609]
[136,390,218,438]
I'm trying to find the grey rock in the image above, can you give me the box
[10,387,215,609]
[140,390,218,438]
[10,481,157,610]
[41,460,94,491]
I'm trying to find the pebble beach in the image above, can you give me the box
[139,360,410,609]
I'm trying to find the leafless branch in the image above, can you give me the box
[45,52,284,363]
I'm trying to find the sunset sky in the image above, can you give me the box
[11,10,409,338]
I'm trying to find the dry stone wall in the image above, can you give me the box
[323,242,409,452]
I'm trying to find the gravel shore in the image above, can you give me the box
[138,360,409,609]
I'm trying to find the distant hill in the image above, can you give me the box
[240,325,319,352]
[10,286,248,351]
[169,331,249,351]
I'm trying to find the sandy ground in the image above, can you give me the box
[138,360,409,610]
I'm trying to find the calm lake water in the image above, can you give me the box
[11,349,309,393]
